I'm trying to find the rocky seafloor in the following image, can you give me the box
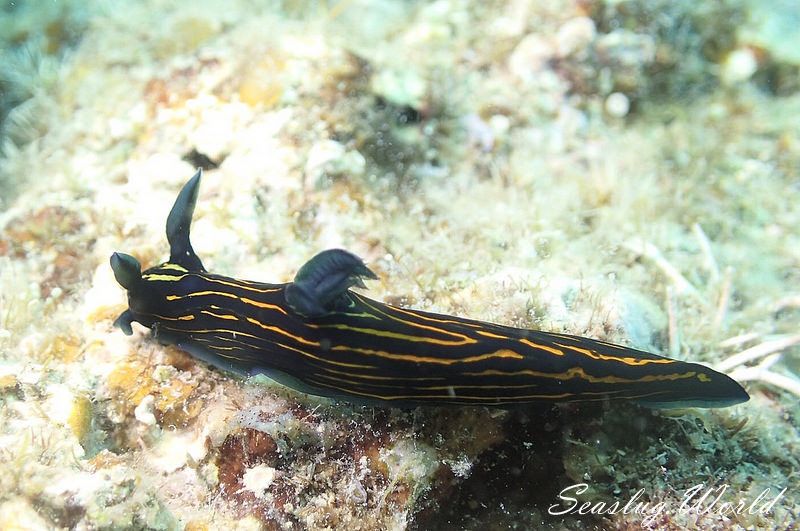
[0,1,798,529]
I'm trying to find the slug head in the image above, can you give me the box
[109,170,205,336]
[109,252,144,335]
[110,252,141,290]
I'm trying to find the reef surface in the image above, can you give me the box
[0,1,798,529]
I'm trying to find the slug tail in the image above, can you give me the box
[635,363,749,408]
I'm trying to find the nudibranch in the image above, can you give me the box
[110,170,749,408]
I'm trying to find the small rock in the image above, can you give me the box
[370,68,427,109]
[242,464,276,498]
[134,395,157,426]
[555,17,596,58]
[462,114,495,152]
[305,139,366,184]
[720,48,758,86]
[508,34,556,82]
[0,498,51,530]
[605,92,630,118]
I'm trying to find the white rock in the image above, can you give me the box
[721,48,758,85]
[509,34,556,82]
[304,139,365,183]
[190,100,252,161]
[150,431,196,473]
[489,114,511,137]
[605,92,630,118]
[134,394,157,426]
[0,498,52,530]
[305,139,345,179]
[462,114,494,152]
[556,17,596,57]
[242,464,276,498]
[44,384,77,426]
[371,68,427,109]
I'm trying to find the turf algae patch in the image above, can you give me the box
[0,205,92,299]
